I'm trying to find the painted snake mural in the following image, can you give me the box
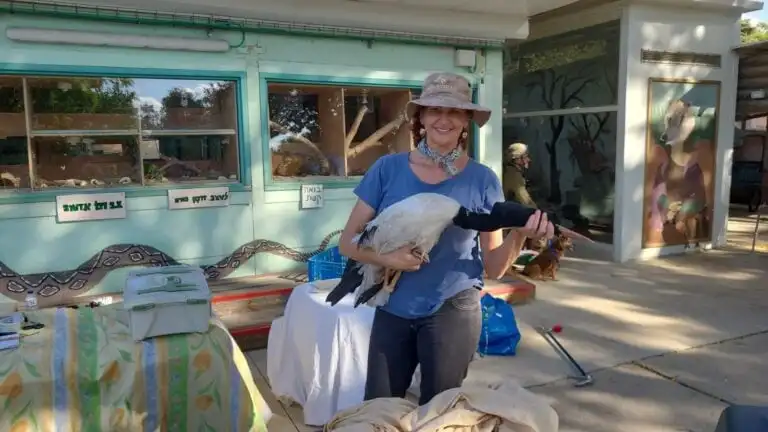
[0,230,342,302]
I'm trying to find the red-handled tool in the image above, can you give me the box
[536,324,594,387]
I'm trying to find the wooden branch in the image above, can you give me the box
[347,115,405,159]
[269,121,331,175]
[345,106,369,154]
[156,155,202,176]
[269,121,318,150]
[0,172,20,188]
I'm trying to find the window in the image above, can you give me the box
[0,75,239,191]
[266,83,418,181]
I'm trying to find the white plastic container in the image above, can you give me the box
[123,265,212,342]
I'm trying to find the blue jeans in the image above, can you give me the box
[364,288,482,405]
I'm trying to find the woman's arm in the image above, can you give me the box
[338,200,391,266]
[480,229,526,280]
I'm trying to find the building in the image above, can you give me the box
[0,0,760,310]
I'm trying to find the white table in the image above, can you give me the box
[266,280,376,426]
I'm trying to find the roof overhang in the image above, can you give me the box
[0,0,590,41]
[735,40,768,121]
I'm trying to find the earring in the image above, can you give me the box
[419,128,426,136]
[461,131,468,139]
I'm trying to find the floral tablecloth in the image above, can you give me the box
[0,306,269,432]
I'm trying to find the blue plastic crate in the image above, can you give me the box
[307,246,348,282]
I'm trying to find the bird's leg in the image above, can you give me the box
[382,268,402,293]
[411,247,429,263]
[380,248,427,294]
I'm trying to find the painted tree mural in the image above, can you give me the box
[503,20,620,242]
[523,65,599,204]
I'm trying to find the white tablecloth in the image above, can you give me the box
[266,280,376,426]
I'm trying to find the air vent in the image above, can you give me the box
[640,50,721,68]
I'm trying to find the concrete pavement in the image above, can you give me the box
[256,209,768,431]
[464,245,768,432]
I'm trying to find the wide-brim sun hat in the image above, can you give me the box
[406,72,492,127]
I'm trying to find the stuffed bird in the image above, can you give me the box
[325,193,587,308]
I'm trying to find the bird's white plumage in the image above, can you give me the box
[351,193,462,307]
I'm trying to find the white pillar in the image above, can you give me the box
[476,49,506,179]
[613,3,742,262]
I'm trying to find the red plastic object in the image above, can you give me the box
[551,324,563,333]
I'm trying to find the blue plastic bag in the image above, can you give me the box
[477,293,521,356]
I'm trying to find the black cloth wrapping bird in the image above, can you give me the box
[325,193,572,308]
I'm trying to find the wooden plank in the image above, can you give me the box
[248,350,316,431]
[380,90,413,153]
[247,349,269,380]
[209,274,302,293]
[317,87,347,175]
[483,277,536,305]
[254,375,300,432]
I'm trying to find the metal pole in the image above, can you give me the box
[753,169,767,253]
[752,203,762,253]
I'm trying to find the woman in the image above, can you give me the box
[338,72,554,405]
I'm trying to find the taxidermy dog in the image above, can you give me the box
[521,234,574,281]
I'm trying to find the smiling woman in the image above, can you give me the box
[0,74,241,191]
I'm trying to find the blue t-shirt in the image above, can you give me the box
[353,153,504,319]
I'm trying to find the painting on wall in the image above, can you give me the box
[642,79,720,248]
[504,112,617,243]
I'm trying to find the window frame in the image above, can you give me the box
[260,73,484,191]
[0,63,250,205]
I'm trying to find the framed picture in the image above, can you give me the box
[642,78,721,248]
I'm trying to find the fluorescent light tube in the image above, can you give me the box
[6,27,230,53]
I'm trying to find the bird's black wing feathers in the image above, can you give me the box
[452,201,563,234]
[356,225,378,249]
[354,282,385,307]
[325,258,364,306]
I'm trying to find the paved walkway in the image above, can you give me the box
[249,210,768,432]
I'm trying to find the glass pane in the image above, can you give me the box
[137,80,237,131]
[142,134,239,185]
[28,77,139,131]
[0,76,30,190]
[502,111,617,244]
[267,83,416,181]
[26,76,240,189]
[32,135,142,188]
[503,21,620,114]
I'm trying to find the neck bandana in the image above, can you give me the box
[416,139,462,176]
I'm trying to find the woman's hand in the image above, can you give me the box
[380,246,424,271]
[517,210,555,240]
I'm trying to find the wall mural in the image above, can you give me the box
[0,230,341,303]
[502,21,619,243]
[643,79,720,248]
[505,113,617,243]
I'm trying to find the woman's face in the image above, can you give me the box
[420,107,470,152]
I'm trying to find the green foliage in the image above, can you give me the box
[741,18,768,43]
[30,78,137,114]
[0,86,23,113]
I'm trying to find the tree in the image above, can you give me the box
[523,65,597,204]
[741,18,768,43]
[30,78,136,114]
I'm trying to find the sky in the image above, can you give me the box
[744,7,767,22]
[131,78,220,110]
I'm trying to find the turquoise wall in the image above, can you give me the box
[0,14,504,301]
